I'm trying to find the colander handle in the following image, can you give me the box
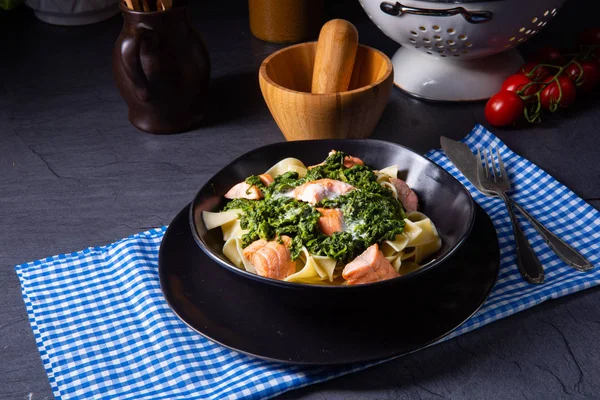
[380,1,492,24]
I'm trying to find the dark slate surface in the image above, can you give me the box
[1,1,599,399]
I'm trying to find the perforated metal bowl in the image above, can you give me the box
[359,0,568,101]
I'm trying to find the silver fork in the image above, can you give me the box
[477,147,545,284]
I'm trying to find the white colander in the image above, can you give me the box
[358,0,568,101]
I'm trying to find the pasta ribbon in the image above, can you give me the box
[398,261,421,275]
[382,233,409,254]
[285,257,320,283]
[376,165,398,181]
[223,237,256,274]
[392,256,403,272]
[287,164,308,177]
[415,238,442,264]
[402,219,423,243]
[285,247,337,283]
[380,233,410,273]
[312,255,337,282]
[384,254,403,273]
[265,157,307,178]
[222,237,243,268]
[406,211,429,222]
[380,180,398,199]
[401,247,416,260]
[397,212,442,267]
[221,219,249,241]
[202,209,242,230]
[407,218,439,247]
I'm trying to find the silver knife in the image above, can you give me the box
[440,136,593,272]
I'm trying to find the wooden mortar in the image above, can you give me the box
[258,21,393,141]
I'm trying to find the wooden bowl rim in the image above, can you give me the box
[259,41,393,97]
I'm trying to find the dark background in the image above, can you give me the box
[1,0,599,399]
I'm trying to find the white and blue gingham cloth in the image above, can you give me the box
[16,125,600,399]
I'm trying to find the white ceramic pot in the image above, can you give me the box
[358,0,568,101]
[26,0,119,25]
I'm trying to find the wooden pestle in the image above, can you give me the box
[311,19,359,94]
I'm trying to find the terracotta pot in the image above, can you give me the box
[113,0,210,134]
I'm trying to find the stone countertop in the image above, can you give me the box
[1,0,599,399]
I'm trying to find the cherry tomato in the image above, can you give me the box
[565,61,600,93]
[540,76,577,110]
[578,28,600,46]
[564,63,583,82]
[579,62,600,93]
[534,47,565,64]
[485,91,525,127]
[501,74,539,97]
[519,62,551,81]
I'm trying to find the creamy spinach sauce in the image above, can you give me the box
[222,151,406,262]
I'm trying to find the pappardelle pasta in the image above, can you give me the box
[202,150,442,285]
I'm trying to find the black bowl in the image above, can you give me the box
[189,139,475,308]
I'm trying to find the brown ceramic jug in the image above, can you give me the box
[113,0,210,134]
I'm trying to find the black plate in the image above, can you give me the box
[159,203,499,365]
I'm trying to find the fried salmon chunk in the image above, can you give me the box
[342,244,399,285]
[290,179,355,205]
[244,236,296,280]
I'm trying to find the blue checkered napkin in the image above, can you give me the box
[15,124,600,400]
[427,124,600,340]
[16,229,365,400]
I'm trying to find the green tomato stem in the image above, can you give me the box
[515,46,596,124]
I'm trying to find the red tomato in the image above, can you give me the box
[564,63,583,82]
[578,28,600,46]
[576,61,600,93]
[564,62,600,93]
[534,47,565,64]
[519,62,551,81]
[540,76,577,110]
[485,91,525,127]
[501,74,539,97]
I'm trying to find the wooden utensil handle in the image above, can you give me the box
[120,24,154,101]
[312,19,358,94]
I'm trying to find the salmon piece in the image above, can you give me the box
[224,174,273,200]
[242,239,268,261]
[259,173,274,186]
[308,150,364,169]
[316,208,344,236]
[250,235,296,280]
[390,177,419,213]
[338,153,364,169]
[290,179,355,204]
[224,182,263,200]
[342,244,399,285]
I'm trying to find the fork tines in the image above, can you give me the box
[477,146,506,181]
